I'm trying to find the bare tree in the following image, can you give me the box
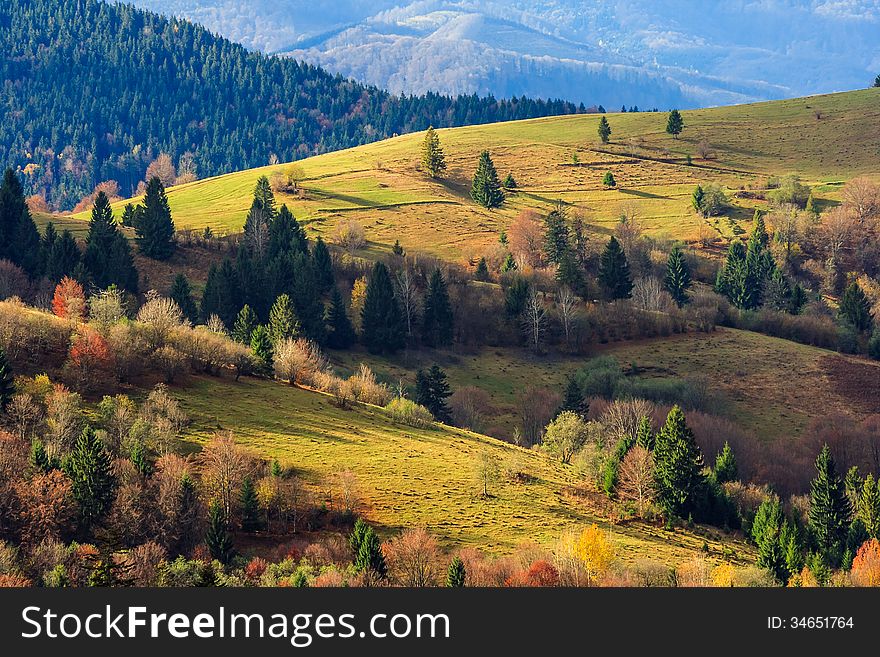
[696,139,713,160]
[145,153,177,187]
[474,450,501,497]
[842,177,880,226]
[244,205,269,259]
[617,445,656,517]
[333,220,366,254]
[769,204,802,267]
[556,286,579,345]
[632,277,673,312]
[450,386,494,433]
[394,267,420,338]
[199,432,252,519]
[521,289,547,352]
[384,528,441,587]
[517,386,561,447]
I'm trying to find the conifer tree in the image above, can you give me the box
[0,347,13,413]
[602,171,616,188]
[653,406,704,518]
[691,185,705,216]
[325,286,356,349]
[664,244,692,307]
[129,440,153,478]
[470,151,504,209]
[597,116,612,143]
[858,474,880,539]
[502,173,517,190]
[809,444,853,567]
[559,376,588,417]
[361,262,405,354]
[250,325,274,374]
[421,126,447,178]
[752,498,788,583]
[269,205,308,259]
[422,269,454,348]
[169,273,198,323]
[290,252,326,344]
[349,517,370,556]
[64,427,117,532]
[666,109,684,138]
[84,191,138,292]
[243,199,270,259]
[136,177,175,260]
[598,236,633,299]
[205,501,234,564]
[30,438,52,473]
[838,281,873,332]
[765,269,792,313]
[201,260,241,327]
[392,239,405,256]
[714,442,738,484]
[0,168,42,276]
[240,476,261,532]
[635,416,655,450]
[268,294,299,346]
[555,251,584,293]
[312,237,334,293]
[354,526,387,580]
[46,229,81,282]
[475,257,489,281]
[715,241,747,306]
[232,304,258,345]
[543,209,571,265]
[415,366,453,424]
[501,252,517,273]
[805,192,818,217]
[253,175,277,221]
[446,556,466,587]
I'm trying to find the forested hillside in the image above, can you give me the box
[0,0,583,210]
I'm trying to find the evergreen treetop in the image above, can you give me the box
[598,236,633,300]
[422,269,454,348]
[136,177,176,260]
[664,244,692,307]
[809,444,852,567]
[666,109,684,138]
[597,116,612,143]
[421,127,447,179]
[470,151,505,209]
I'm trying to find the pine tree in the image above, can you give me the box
[664,244,692,307]
[84,191,138,292]
[715,241,746,304]
[250,325,274,374]
[415,365,453,424]
[543,209,571,265]
[349,517,370,556]
[0,347,13,413]
[446,556,466,587]
[201,260,241,327]
[169,273,198,322]
[269,205,308,259]
[290,252,326,344]
[666,109,684,138]
[354,526,387,580]
[361,262,405,354]
[232,305,258,345]
[858,474,880,538]
[64,427,117,532]
[253,175,277,221]
[809,444,853,567]
[635,416,655,450]
[30,438,52,473]
[392,239,405,256]
[240,476,261,532]
[602,171,616,188]
[325,286,356,349]
[501,252,517,273]
[765,269,792,312]
[597,116,612,143]
[838,281,873,332]
[470,151,504,209]
[752,498,788,583]
[653,406,705,518]
[559,376,588,417]
[136,177,175,260]
[691,185,705,216]
[205,501,234,564]
[475,257,489,281]
[555,251,584,293]
[422,269,454,348]
[714,442,738,484]
[46,230,81,282]
[421,127,447,178]
[268,294,299,346]
[312,237,334,293]
[0,168,42,277]
[502,173,517,190]
[598,236,633,299]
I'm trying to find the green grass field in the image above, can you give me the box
[67,88,880,262]
[173,374,752,565]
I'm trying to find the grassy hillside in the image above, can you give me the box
[174,374,752,565]
[71,88,880,261]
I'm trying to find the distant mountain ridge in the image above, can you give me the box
[131,0,880,108]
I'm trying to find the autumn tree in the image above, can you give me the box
[0,348,13,413]
[52,276,86,321]
[474,450,500,497]
[617,445,656,517]
[850,538,880,587]
[421,127,447,178]
[576,524,615,585]
[384,527,440,587]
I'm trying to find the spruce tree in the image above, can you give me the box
[30,438,52,473]
[268,294,299,346]
[765,269,792,313]
[232,304,258,345]
[858,474,880,539]
[597,116,611,143]
[361,262,405,354]
[691,185,705,216]
[325,286,356,349]
[559,376,587,417]
[136,177,175,260]
[415,365,453,424]
[349,517,370,556]
[475,257,489,281]
[84,191,138,292]
[470,151,504,209]
[201,259,242,327]
[555,251,584,293]
[502,173,517,190]
[543,209,570,265]
[635,416,655,450]
[290,252,326,344]
[0,347,13,413]
[240,476,261,532]
[598,236,633,299]
[422,269,454,348]
[64,427,117,532]
[129,440,153,478]
[666,109,684,138]
[715,241,747,305]
[446,556,466,587]
[752,498,788,583]
[838,281,873,332]
[250,325,274,374]
[312,237,334,293]
[653,406,704,518]
[501,252,517,273]
[253,175,277,221]
[602,171,616,188]
[169,273,198,323]
[0,168,42,276]
[354,526,387,580]
[205,501,234,564]
[713,442,738,484]
[269,205,308,259]
[46,229,81,282]
[664,244,692,307]
[808,444,852,567]
[421,126,447,178]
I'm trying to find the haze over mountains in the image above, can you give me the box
[132,1,880,108]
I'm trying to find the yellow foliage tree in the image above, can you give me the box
[575,524,615,585]
[711,563,735,587]
[350,276,368,332]
[851,538,880,587]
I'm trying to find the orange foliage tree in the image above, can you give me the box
[52,276,86,321]
[68,327,113,389]
[851,538,880,587]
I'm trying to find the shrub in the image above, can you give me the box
[273,338,327,387]
[136,296,185,350]
[346,364,391,406]
[384,397,434,428]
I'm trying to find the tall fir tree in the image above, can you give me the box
[325,286,356,349]
[269,205,308,260]
[0,168,42,276]
[46,229,81,282]
[653,406,705,518]
[84,191,138,292]
[666,109,684,138]
[664,244,692,306]
[201,259,241,327]
[250,325,274,374]
[253,175,277,221]
[752,498,788,583]
[421,126,447,178]
[415,365,453,424]
[422,269,454,348]
[240,476,262,532]
[713,442,738,484]
[64,427,117,532]
[361,262,405,354]
[543,209,571,265]
[470,151,504,209]
[354,525,387,580]
[691,185,705,216]
[446,556,466,587]
[0,347,13,413]
[597,115,611,143]
[559,376,588,417]
[232,305,258,345]
[838,281,873,332]
[635,416,655,451]
[136,177,175,260]
[169,273,198,323]
[312,237,334,294]
[809,444,852,567]
[268,294,299,346]
[290,252,326,344]
[205,501,234,564]
[858,474,880,539]
[598,236,633,299]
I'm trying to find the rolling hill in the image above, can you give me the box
[77,87,880,262]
